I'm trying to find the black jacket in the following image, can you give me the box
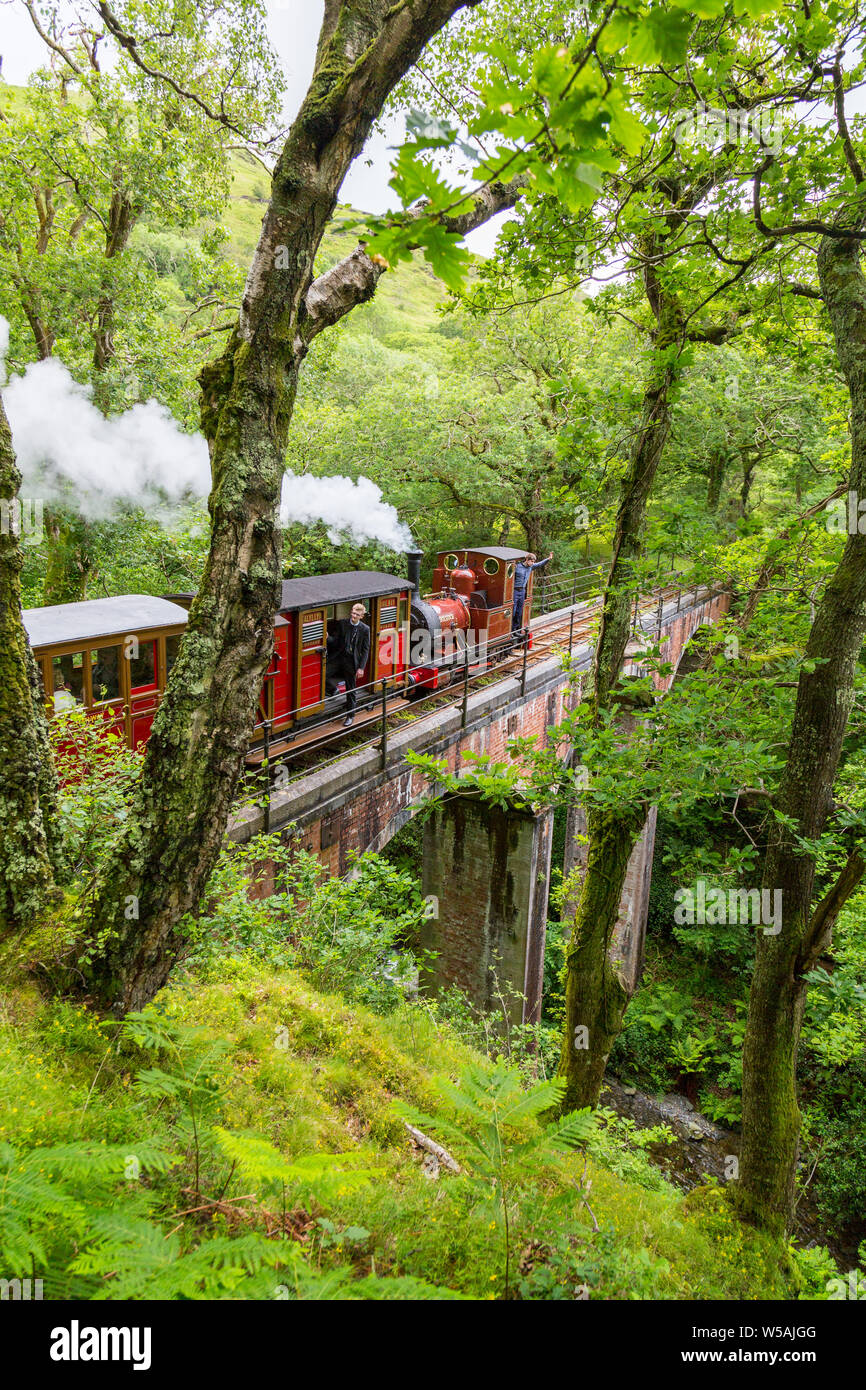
[328,618,370,672]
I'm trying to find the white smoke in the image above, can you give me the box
[0,317,412,550]
[279,472,413,549]
[0,332,210,520]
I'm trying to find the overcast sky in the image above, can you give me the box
[0,0,506,255]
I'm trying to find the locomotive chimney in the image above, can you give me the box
[406,549,423,593]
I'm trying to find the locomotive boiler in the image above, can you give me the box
[405,546,534,694]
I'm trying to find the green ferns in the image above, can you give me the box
[396,1062,597,1297]
[0,966,827,1301]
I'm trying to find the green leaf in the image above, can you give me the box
[669,0,725,14]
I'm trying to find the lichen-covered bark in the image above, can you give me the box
[594,285,683,709]
[79,0,489,1012]
[0,394,64,933]
[558,800,645,1110]
[737,230,866,1232]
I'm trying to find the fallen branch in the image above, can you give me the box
[404,1122,461,1174]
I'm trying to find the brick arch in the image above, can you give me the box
[356,780,448,860]
[661,590,731,688]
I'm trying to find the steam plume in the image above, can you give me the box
[279,473,413,549]
[0,318,411,549]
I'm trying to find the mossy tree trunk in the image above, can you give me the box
[557,276,683,1110]
[706,449,725,512]
[91,184,136,413]
[0,394,64,933]
[559,800,647,1110]
[736,229,866,1232]
[43,508,98,604]
[79,0,515,1013]
[557,183,744,1109]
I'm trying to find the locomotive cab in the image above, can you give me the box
[429,546,532,643]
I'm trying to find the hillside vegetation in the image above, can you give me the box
[0,838,816,1303]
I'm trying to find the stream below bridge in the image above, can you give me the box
[601,1077,857,1268]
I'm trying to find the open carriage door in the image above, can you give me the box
[259,615,289,727]
[374,594,401,689]
[296,609,326,716]
[126,634,161,749]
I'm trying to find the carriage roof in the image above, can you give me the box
[279,571,407,613]
[22,595,189,652]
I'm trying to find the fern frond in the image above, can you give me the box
[498,1077,565,1126]
[212,1129,378,1195]
[547,1107,597,1151]
[350,1274,469,1300]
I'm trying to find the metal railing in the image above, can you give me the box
[534,559,608,615]
[533,552,696,618]
[247,631,535,827]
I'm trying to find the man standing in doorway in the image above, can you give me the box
[326,602,371,727]
[512,552,553,632]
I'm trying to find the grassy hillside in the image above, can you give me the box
[0,961,811,1301]
[0,828,836,1303]
[224,149,454,342]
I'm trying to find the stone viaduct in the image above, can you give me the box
[230,584,731,1024]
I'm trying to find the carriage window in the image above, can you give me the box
[483,557,500,575]
[445,554,459,570]
[506,563,515,578]
[165,634,182,675]
[52,653,85,712]
[90,646,121,703]
[129,639,157,690]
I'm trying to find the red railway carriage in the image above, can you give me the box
[257,571,412,738]
[23,548,541,759]
[23,594,189,750]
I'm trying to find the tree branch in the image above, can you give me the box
[789,282,823,300]
[798,849,866,974]
[299,175,526,346]
[753,154,866,240]
[96,1,249,139]
[833,55,864,187]
[23,0,82,76]
[736,483,846,631]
